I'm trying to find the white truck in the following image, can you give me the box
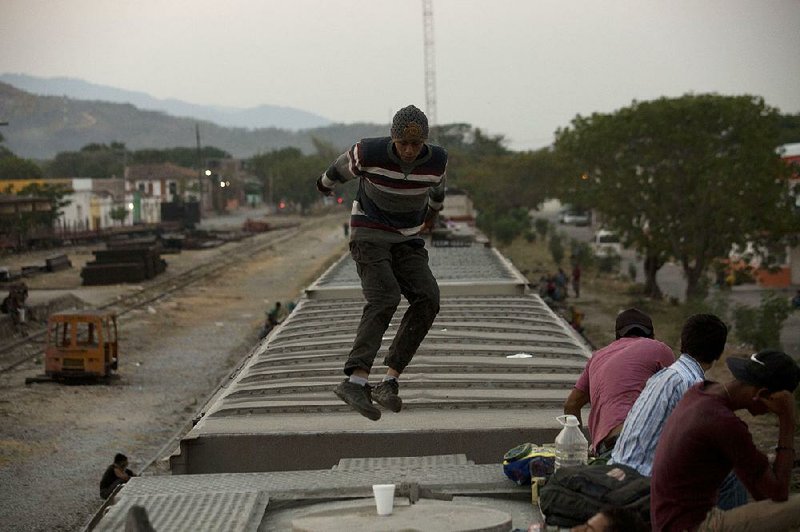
[592,230,622,257]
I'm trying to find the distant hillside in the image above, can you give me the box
[0,82,387,160]
[0,73,332,130]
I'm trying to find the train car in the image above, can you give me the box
[87,242,592,531]
[167,244,590,474]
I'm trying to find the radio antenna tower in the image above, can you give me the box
[422,0,437,136]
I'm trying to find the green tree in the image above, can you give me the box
[250,146,332,210]
[0,133,43,180]
[554,94,799,299]
[109,206,129,226]
[0,154,44,180]
[47,142,127,177]
[17,182,73,227]
[778,113,800,145]
[733,292,792,350]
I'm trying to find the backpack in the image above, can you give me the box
[539,463,650,527]
[1,296,9,314]
[502,443,555,486]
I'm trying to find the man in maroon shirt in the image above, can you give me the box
[650,349,800,531]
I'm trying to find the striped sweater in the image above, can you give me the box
[319,136,447,243]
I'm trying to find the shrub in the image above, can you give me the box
[534,218,550,239]
[549,233,565,265]
[596,252,621,274]
[570,240,594,268]
[732,291,792,351]
[627,262,637,282]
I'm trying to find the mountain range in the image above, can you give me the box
[0,74,386,160]
[0,73,332,130]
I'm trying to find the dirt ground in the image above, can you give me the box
[0,212,349,532]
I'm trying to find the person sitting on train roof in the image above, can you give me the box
[650,349,800,531]
[563,308,674,458]
[610,314,748,510]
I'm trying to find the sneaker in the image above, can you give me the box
[373,379,403,413]
[333,380,381,421]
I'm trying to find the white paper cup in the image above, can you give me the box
[372,483,395,516]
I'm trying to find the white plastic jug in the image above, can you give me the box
[554,414,588,470]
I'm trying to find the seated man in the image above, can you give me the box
[611,313,727,476]
[612,314,746,509]
[650,349,800,531]
[99,453,136,499]
[563,308,674,457]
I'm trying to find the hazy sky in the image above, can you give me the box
[2,0,799,150]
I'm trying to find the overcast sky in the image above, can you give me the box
[2,0,799,150]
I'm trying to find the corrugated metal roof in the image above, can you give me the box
[170,244,590,474]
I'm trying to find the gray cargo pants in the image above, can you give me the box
[344,240,440,376]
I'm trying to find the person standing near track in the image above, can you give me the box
[315,105,447,421]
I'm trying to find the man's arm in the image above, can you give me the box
[563,388,590,426]
[317,149,360,196]
[748,390,797,501]
[114,466,131,482]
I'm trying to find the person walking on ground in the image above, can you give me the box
[555,268,568,300]
[610,314,746,509]
[571,263,581,298]
[650,349,800,531]
[315,105,447,421]
[99,453,136,499]
[563,308,674,458]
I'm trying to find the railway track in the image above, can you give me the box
[0,223,306,373]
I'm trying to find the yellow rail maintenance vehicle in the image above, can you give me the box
[43,310,119,380]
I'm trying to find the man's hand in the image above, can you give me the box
[759,390,796,418]
[316,176,334,196]
[423,208,440,230]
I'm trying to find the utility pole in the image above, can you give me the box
[195,123,203,219]
[422,0,437,139]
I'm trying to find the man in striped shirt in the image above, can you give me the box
[611,313,746,508]
[316,105,447,421]
[611,314,728,475]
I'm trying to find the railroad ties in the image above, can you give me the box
[81,239,167,285]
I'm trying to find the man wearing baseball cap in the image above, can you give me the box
[315,105,447,421]
[564,308,675,457]
[651,349,800,531]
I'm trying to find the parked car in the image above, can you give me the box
[592,230,622,257]
[558,209,591,226]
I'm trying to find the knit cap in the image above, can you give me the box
[391,105,429,141]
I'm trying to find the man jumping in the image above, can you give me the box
[315,105,447,421]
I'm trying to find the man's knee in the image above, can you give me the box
[368,289,401,314]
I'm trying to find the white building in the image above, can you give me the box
[58,178,126,231]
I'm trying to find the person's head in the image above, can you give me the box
[391,105,428,163]
[614,308,654,340]
[726,349,800,414]
[680,313,728,365]
[570,507,648,532]
[114,453,128,467]
[275,302,281,308]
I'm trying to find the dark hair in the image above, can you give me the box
[600,507,649,532]
[114,453,128,464]
[680,314,728,364]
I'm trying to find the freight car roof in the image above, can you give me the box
[170,244,591,475]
